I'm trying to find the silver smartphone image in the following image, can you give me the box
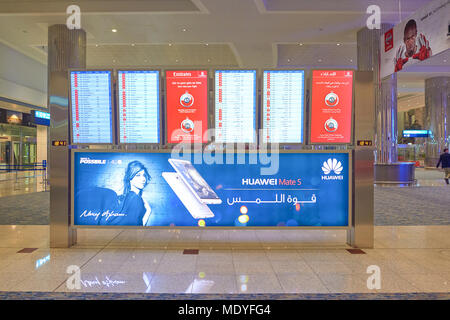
[162,172,215,219]
[168,159,222,204]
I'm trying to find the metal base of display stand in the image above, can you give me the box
[374,163,415,184]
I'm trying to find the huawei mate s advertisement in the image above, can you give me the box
[73,152,349,227]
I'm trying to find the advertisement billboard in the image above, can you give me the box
[117,70,160,144]
[310,70,353,144]
[72,151,350,227]
[214,70,257,143]
[6,110,23,125]
[165,70,209,144]
[69,70,114,144]
[262,70,305,144]
[380,0,450,78]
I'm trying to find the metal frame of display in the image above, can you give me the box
[307,69,356,146]
[68,69,116,146]
[70,149,352,230]
[57,63,372,248]
[212,68,259,148]
[260,68,306,147]
[115,68,163,147]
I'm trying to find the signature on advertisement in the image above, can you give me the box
[227,193,316,206]
[102,210,126,221]
[80,210,101,220]
[79,210,127,221]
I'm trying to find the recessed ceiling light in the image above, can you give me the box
[95,44,99,47]
[175,59,179,62]
[111,29,117,33]
[169,43,172,46]
[207,59,211,62]
[131,43,135,46]
[337,43,341,46]
[444,59,447,63]
[318,59,322,62]
[205,43,209,46]
[287,59,291,62]
[182,28,187,32]
[299,43,303,46]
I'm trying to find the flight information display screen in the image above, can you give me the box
[310,70,353,144]
[166,70,208,143]
[215,70,256,143]
[70,70,113,144]
[118,70,160,144]
[262,70,304,143]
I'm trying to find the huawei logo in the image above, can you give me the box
[322,158,343,175]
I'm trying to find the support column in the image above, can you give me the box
[357,24,414,184]
[356,23,397,164]
[424,77,450,167]
[378,73,398,163]
[48,25,86,248]
[349,71,375,248]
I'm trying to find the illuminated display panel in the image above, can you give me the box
[165,70,208,143]
[262,70,304,143]
[403,130,430,138]
[70,70,113,144]
[32,110,50,126]
[310,70,353,144]
[118,70,160,144]
[215,70,256,143]
[73,151,349,227]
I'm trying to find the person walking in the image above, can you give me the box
[436,148,450,185]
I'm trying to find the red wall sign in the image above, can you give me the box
[166,70,208,143]
[384,28,394,52]
[310,70,353,144]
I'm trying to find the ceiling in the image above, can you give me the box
[0,0,448,107]
[0,0,440,67]
[397,92,425,112]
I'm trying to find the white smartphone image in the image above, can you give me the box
[162,172,215,219]
[168,159,222,205]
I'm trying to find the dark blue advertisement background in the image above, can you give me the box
[73,152,349,227]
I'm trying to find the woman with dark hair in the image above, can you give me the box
[115,160,152,226]
[93,160,152,226]
[75,160,153,226]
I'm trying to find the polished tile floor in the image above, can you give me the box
[0,225,448,294]
[0,168,448,295]
[0,171,47,197]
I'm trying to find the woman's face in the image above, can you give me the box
[130,170,147,191]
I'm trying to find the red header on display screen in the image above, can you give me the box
[310,70,353,144]
[166,70,208,143]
